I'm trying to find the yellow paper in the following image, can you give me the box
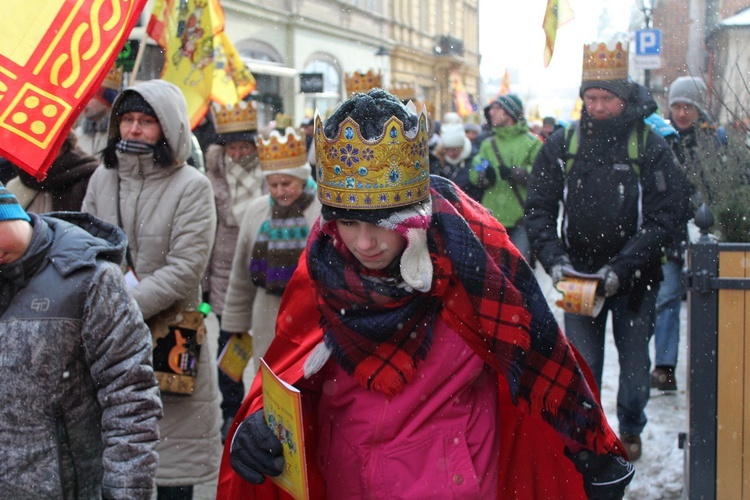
[260,358,309,500]
[217,333,253,383]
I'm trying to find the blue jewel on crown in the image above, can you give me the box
[415,160,422,170]
[394,193,401,202]
[358,167,368,176]
[336,194,342,203]
[348,194,357,203]
[406,190,413,199]
[334,165,342,175]
[379,193,388,203]
[365,195,372,204]
[344,126,354,140]
[388,168,400,184]
[345,177,355,188]
[389,126,398,139]
[357,181,364,188]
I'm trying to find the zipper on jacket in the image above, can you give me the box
[54,403,78,499]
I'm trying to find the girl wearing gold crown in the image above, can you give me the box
[220,126,320,429]
[217,89,634,499]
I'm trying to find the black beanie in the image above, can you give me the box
[580,79,633,101]
[116,91,157,117]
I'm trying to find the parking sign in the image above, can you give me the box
[636,29,661,55]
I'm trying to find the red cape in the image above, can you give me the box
[216,256,625,499]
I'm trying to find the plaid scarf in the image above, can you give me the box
[250,181,316,295]
[308,176,604,445]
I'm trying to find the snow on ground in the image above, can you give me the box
[536,262,687,500]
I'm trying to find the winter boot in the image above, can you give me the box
[651,366,677,391]
[620,433,642,462]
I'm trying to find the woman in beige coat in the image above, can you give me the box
[221,127,320,392]
[82,79,220,499]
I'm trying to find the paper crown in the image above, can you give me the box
[345,70,383,96]
[389,82,417,101]
[582,41,629,82]
[211,100,257,134]
[256,127,308,172]
[314,105,430,210]
[102,66,124,91]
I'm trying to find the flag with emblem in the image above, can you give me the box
[147,0,256,129]
[0,0,148,179]
[450,70,474,118]
[543,0,574,67]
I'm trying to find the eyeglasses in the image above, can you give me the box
[669,103,697,114]
[120,115,159,128]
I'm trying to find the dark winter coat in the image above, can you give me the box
[526,83,677,295]
[0,213,161,499]
[9,146,99,213]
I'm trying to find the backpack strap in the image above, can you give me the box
[488,138,526,210]
[562,122,580,175]
[563,120,650,177]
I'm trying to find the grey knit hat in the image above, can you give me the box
[668,76,707,113]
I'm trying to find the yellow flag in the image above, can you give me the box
[147,0,255,129]
[543,0,575,67]
[500,69,511,95]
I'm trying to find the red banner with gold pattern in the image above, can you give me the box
[0,0,148,179]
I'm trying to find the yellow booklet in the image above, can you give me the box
[218,333,253,383]
[260,358,309,500]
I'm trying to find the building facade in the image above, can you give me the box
[648,0,750,122]
[134,0,480,128]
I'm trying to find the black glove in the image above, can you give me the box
[566,449,635,499]
[499,164,514,181]
[596,265,620,298]
[550,255,573,287]
[230,410,285,484]
[474,159,497,188]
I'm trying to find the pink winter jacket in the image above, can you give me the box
[313,317,499,499]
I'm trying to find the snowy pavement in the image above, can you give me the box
[536,263,686,500]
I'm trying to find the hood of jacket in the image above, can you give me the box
[579,83,658,154]
[108,79,192,165]
[492,120,534,140]
[41,212,127,276]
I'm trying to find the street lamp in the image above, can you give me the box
[375,46,390,87]
[638,0,659,89]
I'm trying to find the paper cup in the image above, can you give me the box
[555,278,605,317]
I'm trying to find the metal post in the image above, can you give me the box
[684,204,718,499]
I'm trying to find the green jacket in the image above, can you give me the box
[471,122,542,227]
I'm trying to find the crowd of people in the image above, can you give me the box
[0,37,730,499]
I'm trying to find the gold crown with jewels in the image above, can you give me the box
[389,82,417,101]
[314,104,430,210]
[102,65,124,91]
[345,70,383,96]
[256,127,308,172]
[582,41,629,82]
[210,100,257,134]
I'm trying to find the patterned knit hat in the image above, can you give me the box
[0,182,31,222]
[483,94,524,124]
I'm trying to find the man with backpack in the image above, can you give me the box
[470,94,542,262]
[525,41,677,463]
